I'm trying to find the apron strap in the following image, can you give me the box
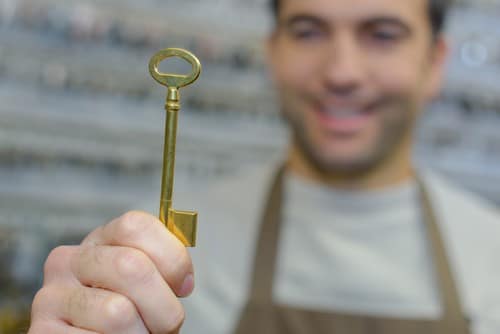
[247,165,286,304]
[418,179,467,325]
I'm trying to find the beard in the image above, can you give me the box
[282,95,417,176]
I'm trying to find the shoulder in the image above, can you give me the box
[420,168,500,258]
[420,169,500,320]
[421,169,500,232]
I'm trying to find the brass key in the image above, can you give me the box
[149,48,201,247]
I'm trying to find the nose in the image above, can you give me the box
[322,33,364,99]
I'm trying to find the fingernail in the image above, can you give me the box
[179,274,194,297]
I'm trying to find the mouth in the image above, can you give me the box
[314,103,377,134]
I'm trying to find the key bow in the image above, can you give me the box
[149,48,201,89]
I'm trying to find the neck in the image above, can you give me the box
[286,139,415,191]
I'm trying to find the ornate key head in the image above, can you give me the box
[149,48,201,89]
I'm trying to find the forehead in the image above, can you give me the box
[278,0,428,26]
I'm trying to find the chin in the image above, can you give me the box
[314,158,379,175]
[306,145,386,175]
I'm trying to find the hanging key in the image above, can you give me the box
[148,48,201,247]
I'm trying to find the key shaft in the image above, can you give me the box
[160,87,179,229]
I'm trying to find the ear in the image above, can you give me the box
[425,35,449,101]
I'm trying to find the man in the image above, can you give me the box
[28,0,500,333]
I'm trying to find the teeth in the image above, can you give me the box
[323,109,362,118]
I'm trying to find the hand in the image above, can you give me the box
[28,211,194,334]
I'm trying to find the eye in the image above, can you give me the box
[294,29,324,40]
[288,24,326,41]
[365,26,407,47]
[372,30,400,42]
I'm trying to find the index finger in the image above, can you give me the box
[81,211,194,297]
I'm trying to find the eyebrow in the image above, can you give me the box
[279,14,329,30]
[361,17,412,34]
[279,14,412,34]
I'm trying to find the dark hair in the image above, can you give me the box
[270,0,450,36]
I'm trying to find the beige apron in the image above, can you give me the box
[234,167,470,334]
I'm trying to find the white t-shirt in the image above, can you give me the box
[175,162,500,334]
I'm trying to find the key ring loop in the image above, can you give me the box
[149,48,201,89]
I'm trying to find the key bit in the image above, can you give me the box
[149,48,201,247]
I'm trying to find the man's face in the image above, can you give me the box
[268,0,447,174]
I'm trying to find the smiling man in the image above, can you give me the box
[28,0,500,334]
[273,0,445,189]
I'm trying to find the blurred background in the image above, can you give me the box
[0,0,499,332]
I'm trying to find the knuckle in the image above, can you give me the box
[114,211,152,240]
[102,295,138,330]
[114,248,156,285]
[43,246,72,279]
[31,288,51,316]
[27,321,55,334]
[31,286,63,323]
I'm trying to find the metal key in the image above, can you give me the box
[149,48,201,247]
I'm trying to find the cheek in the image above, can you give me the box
[271,46,323,92]
[367,46,432,102]
[372,59,422,97]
